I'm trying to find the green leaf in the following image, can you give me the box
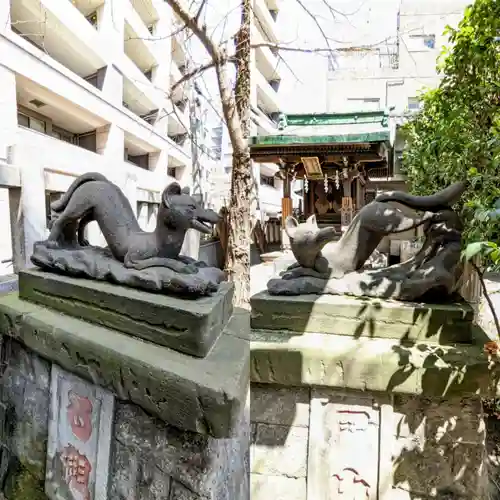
[402,0,500,247]
[489,248,500,263]
[462,241,488,261]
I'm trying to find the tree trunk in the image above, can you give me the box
[224,0,252,307]
[162,0,253,307]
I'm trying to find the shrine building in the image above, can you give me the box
[249,110,407,235]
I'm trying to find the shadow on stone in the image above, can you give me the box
[389,395,486,499]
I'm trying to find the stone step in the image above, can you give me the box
[251,291,476,344]
[250,329,492,397]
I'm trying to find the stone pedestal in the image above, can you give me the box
[0,274,249,500]
[250,292,493,500]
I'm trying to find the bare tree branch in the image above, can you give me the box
[250,42,362,53]
[163,0,219,60]
[294,0,334,55]
[124,20,188,42]
[194,0,208,24]
[250,32,414,54]
[170,57,236,92]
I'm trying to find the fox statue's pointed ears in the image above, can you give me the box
[284,215,318,239]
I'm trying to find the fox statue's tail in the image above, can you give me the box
[375,181,467,212]
[50,172,109,213]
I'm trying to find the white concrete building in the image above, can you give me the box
[325,0,471,177]
[0,0,200,275]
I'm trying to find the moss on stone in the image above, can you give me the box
[4,459,47,500]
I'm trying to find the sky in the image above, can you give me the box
[190,0,402,116]
[188,0,470,120]
[276,0,401,113]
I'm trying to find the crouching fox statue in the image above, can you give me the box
[268,181,466,302]
[31,172,225,296]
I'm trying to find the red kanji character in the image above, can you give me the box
[60,444,92,500]
[67,391,93,443]
[332,467,370,499]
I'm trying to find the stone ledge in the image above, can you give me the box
[19,269,234,358]
[0,293,249,439]
[251,292,475,344]
[250,329,493,397]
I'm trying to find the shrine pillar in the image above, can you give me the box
[341,170,354,231]
[356,176,366,213]
[281,167,293,251]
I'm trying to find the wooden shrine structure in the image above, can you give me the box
[249,110,399,231]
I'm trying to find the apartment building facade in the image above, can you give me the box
[0,0,198,275]
[326,0,471,183]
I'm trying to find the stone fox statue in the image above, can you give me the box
[47,172,220,273]
[284,181,466,277]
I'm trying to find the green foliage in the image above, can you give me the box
[401,0,500,244]
[462,199,500,270]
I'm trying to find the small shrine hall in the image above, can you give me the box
[249,110,404,233]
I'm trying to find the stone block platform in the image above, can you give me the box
[251,291,475,344]
[0,273,249,500]
[250,291,494,500]
[19,269,234,358]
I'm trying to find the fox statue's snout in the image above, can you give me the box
[190,207,221,235]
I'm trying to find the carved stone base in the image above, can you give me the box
[31,241,226,298]
[0,293,249,438]
[250,385,488,500]
[19,269,234,358]
[250,294,491,499]
[0,338,249,500]
[251,291,475,344]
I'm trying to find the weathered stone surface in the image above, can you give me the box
[486,415,500,500]
[31,242,226,299]
[250,385,310,427]
[169,481,203,499]
[112,401,249,500]
[249,382,488,499]
[45,366,114,500]
[251,423,308,477]
[251,292,474,343]
[19,269,234,358]
[1,341,50,481]
[0,339,249,500]
[0,340,50,499]
[0,293,249,438]
[250,331,492,396]
[307,389,380,500]
[388,394,487,499]
[250,475,306,500]
[2,455,48,500]
[110,439,173,500]
[392,395,485,445]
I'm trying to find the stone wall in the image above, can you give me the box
[0,339,250,500]
[250,383,487,500]
[111,402,250,500]
[0,338,50,499]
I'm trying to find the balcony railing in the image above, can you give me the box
[368,167,389,179]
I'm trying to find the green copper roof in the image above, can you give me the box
[282,110,389,127]
[249,110,391,148]
[250,131,390,147]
